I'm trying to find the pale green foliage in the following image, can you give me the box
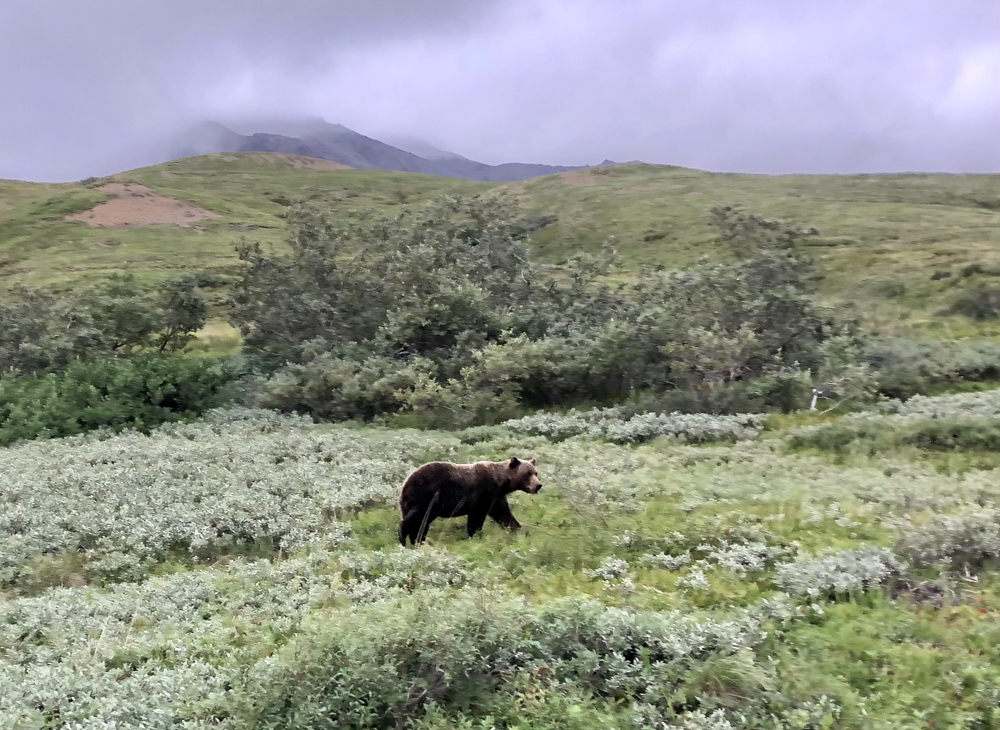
[877,388,1000,420]
[776,546,904,598]
[641,552,693,571]
[0,547,479,730]
[501,407,764,444]
[250,591,771,730]
[661,440,1000,516]
[0,408,431,585]
[704,540,790,576]
[676,569,711,592]
[788,387,1000,454]
[661,709,737,730]
[897,509,1000,572]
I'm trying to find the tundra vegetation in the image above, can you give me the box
[3,187,1000,728]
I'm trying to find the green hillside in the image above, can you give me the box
[3,153,999,337]
[0,153,490,292]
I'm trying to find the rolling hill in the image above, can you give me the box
[2,152,999,340]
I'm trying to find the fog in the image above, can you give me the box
[1,0,997,181]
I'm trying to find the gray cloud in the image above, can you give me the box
[1,0,997,181]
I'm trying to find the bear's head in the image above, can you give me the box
[508,456,542,494]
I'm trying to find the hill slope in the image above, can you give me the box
[2,153,999,337]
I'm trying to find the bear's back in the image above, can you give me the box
[400,461,499,511]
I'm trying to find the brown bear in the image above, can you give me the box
[398,457,543,546]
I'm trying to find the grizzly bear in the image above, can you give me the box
[398,457,543,546]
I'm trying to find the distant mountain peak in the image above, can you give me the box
[168,120,588,182]
[382,136,471,162]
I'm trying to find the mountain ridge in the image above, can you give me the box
[169,119,586,182]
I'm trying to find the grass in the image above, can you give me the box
[3,153,1000,339]
[187,320,243,356]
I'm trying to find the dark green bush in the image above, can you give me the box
[1,273,210,375]
[234,197,860,426]
[863,338,1000,400]
[788,421,893,453]
[951,287,1000,321]
[900,418,1000,452]
[0,355,236,445]
[869,279,907,298]
[960,264,1000,278]
[790,417,1000,455]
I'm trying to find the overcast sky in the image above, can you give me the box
[1,0,998,181]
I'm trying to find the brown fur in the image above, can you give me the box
[398,457,542,545]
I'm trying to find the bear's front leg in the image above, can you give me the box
[466,510,487,538]
[398,508,422,546]
[488,495,521,531]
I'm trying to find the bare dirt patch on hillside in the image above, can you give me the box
[67,183,220,228]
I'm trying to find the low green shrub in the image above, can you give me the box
[787,421,894,453]
[790,417,1000,456]
[0,355,236,445]
[898,510,1000,572]
[951,287,1000,321]
[501,408,764,445]
[900,419,1000,451]
[776,546,904,599]
[790,389,1000,455]
[249,591,778,730]
[863,338,1000,400]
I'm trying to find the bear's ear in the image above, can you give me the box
[508,456,521,469]
[529,458,536,466]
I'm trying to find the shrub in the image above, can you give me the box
[0,274,210,374]
[951,287,1000,321]
[869,279,907,298]
[878,388,1000,419]
[862,338,1000,399]
[0,355,235,446]
[0,408,424,586]
[789,392,1000,455]
[788,421,892,453]
[898,510,1000,572]
[249,592,772,729]
[900,419,1000,451]
[775,546,904,599]
[500,408,765,445]
[234,198,860,425]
